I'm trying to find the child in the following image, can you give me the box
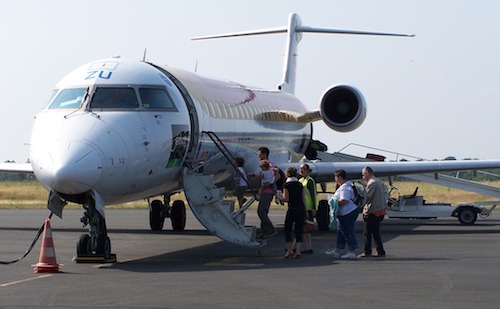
[233,157,248,208]
[256,159,275,199]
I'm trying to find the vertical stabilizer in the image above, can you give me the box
[277,13,302,94]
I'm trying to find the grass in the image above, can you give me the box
[1,180,499,209]
[0,181,152,209]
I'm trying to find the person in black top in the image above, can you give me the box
[277,166,306,259]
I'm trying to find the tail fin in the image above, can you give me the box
[192,13,414,95]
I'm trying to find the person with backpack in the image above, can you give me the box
[325,169,360,259]
[358,166,387,258]
[253,147,281,239]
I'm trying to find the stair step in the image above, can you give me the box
[182,169,263,248]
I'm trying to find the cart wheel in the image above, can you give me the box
[458,208,477,225]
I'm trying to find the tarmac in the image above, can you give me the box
[1,208,500,308]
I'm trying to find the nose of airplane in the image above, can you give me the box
[34,140,103,195]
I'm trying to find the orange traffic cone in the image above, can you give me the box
[32,218,63,273]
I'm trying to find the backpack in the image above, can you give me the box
[351,182,366,209]
[275,168,286,191]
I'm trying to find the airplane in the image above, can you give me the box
[2,12,500,260]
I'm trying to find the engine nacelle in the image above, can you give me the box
[320,84,366,133]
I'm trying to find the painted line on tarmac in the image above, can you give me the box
[1,274,52,287]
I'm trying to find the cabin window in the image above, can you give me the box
[90,87,139,109]
[139,88,177,111]
[48,88,87,109]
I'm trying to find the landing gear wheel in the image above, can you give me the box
[97,235,111,259]
[171,200,186,231]
[76,234,90,256]
[458,208,477,225]
[149,199,164,231]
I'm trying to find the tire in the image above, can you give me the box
[317,199,330,231]
[171,200,186,231]
[458,208,477,225]
[149,199,164,231]
[97,235,111,258]
[76,234,90,257]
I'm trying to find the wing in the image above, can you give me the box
[0,162,34,174]
[277,159,500,183]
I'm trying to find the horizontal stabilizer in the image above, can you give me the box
[191,26,414,41]
[296,26,414,37]
[191,27,287,40]
[192,13,414,94]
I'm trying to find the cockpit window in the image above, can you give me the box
[139,88,178,111]
[45,90,58,108]
[90,87,139,109]
[49,88,87,109]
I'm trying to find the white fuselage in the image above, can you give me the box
[29,58,312,204]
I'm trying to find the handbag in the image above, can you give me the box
[303,219,317,233]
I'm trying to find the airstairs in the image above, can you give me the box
[182,132,263,248]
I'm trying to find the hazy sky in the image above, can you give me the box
[1,0,499,162]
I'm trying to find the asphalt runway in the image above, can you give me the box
[1,208,500,308]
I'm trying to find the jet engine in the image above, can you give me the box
[319,84,366,132]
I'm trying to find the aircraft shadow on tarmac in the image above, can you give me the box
[98,219,500,273]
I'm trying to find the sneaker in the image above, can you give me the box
[357,252,373,258]
[301,249,314,254]
[341,251,357,260]
[376,252,386,257]
[325,248,341,258]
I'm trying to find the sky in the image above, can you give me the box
[1,0,499,163]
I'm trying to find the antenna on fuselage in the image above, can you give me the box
[142,48,147,62]
[191,13,414,95]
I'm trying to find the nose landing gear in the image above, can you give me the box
[75,192,116,263]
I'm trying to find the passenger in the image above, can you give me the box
[277,166,306,259]
[233,157,248,209]
[299,163,317,254]
[256,160,275,199]
[358,166,387,258]
[253,147,280,239]
[325,169,360,259]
